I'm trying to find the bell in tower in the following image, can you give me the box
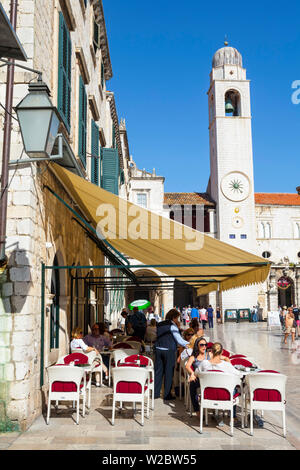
[225,89,240,116]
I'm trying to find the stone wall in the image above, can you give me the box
[0,0,115,430]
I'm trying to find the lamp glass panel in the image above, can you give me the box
[17,109,52,154]
[45,112,60,156]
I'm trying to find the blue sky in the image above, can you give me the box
[103,0,300,194]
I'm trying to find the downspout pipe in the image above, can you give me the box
[0,0,18,264]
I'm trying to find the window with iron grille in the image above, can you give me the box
[58,12,72,132]
[91,120,100,185]
[78,76,87,168]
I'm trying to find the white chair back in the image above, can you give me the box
[124,341,142,351]
[47,365,84,386]
[112,366,149,391]
[246,372,287,401]
[113,349,139,365]
[197,371,241,398]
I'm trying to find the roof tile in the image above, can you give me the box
[255,193,300,206]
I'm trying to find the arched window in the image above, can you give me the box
[265,222,271,239]
[258,221,265,238]
[294,222,300,239]
[225,89,241,116]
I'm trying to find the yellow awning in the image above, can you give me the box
[51,164,270,294]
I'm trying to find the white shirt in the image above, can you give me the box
[199,359,241,377]
[70,338,88,352]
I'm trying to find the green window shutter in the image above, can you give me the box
[101,61,105,89]
[58,12,72,132]
[78,76,87,168]
[93,20,100,54]
[101,148,119,195]
[91,120,100,185]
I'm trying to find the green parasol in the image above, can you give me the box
[129,299,151,311]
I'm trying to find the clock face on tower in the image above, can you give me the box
[221,171,250,202]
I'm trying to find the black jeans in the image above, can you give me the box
[190,377,200,412]
[154,349,176,399]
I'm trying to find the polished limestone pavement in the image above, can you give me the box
[0,322,299,450]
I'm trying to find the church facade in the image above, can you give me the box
[131,45,300,317]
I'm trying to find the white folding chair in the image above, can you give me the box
[111,367,150,426]
[196,371,244,436]
[245,371,287,437]
[119,354,155,410]
[46,365,85,425]
[56,352,96,410]
[108,348,139,386]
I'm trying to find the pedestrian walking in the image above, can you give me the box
[292,305,300,337]
[216,306,222,324]
[207,304,214,328]
[199,306,208,329]
[284,308,296,344]
[190,305,199,320]
[128,307,147,340]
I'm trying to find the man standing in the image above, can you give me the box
[199,306,208,329]
[154,309,189,400]
[190,305,199,321]
[83,324,111,385]
[292,304,300,337]
[207,304,214,328]
[128,306,147,340]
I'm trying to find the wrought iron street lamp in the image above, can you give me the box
[13,80,62,162]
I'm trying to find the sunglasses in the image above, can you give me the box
[199,343,207,347]
[186,333,193,337]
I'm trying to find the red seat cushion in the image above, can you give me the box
[204,387,240,400]
[258,370,279,374]
[230,358,253,367]
[116,381,147,393]
[124,355,149,366]
[230,354,247,359]
[51,381,83,392]
[64,353,88,365]
[206,342,213,349]
[204,387,230,400]
[253,389,281,402]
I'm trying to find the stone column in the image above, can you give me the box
[208,208,216,235]
[268,269,278,312]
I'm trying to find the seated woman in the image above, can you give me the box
[71,327,100,355]
[198,342,242,424]
[144,318,157,343]
[185,337,210,417]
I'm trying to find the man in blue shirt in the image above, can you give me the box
[207,305,214,328]
[190,306,199,320]
[154,309,189,400]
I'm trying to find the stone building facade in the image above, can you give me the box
[0,0,129,430]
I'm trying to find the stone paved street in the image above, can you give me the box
[0,322,299,450]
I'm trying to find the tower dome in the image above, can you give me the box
[212,46,242,68]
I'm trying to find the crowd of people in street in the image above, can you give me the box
[176,305,222,329]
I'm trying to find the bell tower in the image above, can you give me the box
[207,43,258,310]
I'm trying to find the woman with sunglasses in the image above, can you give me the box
[185,337,209,416]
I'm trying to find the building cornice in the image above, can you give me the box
[91,0,113,81]
[106,91,124,169]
